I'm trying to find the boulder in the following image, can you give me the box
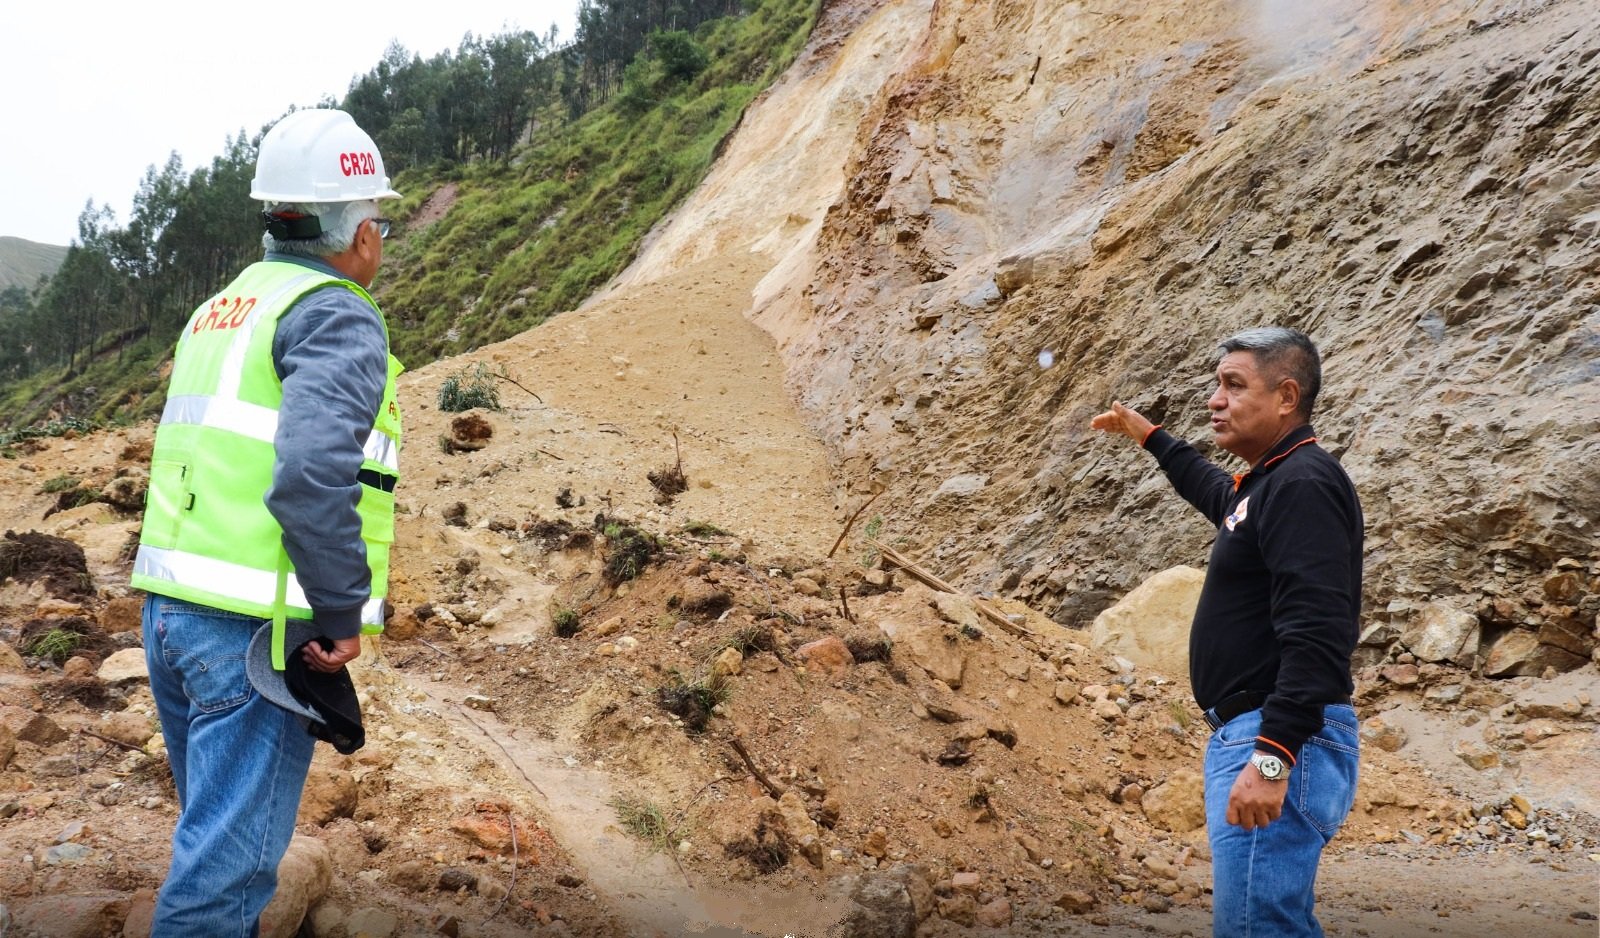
[1141,769,1205,833]
[101,470,148,511]
[0,643,24,672]
[258,836,331,938]
[877,615,966,689]
[710,647,744,682]
[96,711,156,749]
[97,648,150,685]
[1090,566,1202,679]
[448,412,494,451]
[0,705,66,746]
[98,596,144,634]
[11,893,130,938]
[829,873,916,938]
[1401,601,1479,665]
[1484,629,1587,677]
[796,636,853,676]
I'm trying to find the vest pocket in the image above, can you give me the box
[142,458,193,546]
[356,485,396,590]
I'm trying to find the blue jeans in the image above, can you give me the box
[1204,704,1359,938]
[143,595,316,938]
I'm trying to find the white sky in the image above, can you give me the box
[2,1,579,246]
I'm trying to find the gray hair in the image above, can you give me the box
[1219,326,1322,419]
[262,200,379,258]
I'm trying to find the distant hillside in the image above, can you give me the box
[0,236,67,292]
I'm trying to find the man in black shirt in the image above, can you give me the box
[1092,326,1361,937]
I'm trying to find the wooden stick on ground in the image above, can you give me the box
[77,729,145,753]
[866,537,1034,637]
[729,737,785,799]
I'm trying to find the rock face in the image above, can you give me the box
[659,0,1600,656]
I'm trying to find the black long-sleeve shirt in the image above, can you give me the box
[1144,424,1362,760]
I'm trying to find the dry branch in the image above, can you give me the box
[730,737,785,799]
[866,537,1034,637]
[826,489,884,559]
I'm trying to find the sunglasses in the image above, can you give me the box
[371,218,392,239]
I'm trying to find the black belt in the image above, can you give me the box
[1203,690,1269,732]
[357,468,397,493]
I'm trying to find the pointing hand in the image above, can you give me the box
[1090,401,1155,444]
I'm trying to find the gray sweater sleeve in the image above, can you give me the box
[264,284,388,638]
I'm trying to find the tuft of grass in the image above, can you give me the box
[682,520,729,538]
[724,624,779,658]
[1168,699,1193,729]
[552,603,582,638]
[39,474,79,494]
[655,669,729,733]
[436,363,502,413]
[28,628,82,663]
[859,514,884,568]
[610,794,677,853]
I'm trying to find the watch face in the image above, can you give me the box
[1253,754,1286,780]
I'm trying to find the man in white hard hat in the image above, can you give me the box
[132,108,404,936]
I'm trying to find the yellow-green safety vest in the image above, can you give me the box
[131,260,403,669]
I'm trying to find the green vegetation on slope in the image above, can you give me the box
[379,0,818,364]
[0,0,817,428]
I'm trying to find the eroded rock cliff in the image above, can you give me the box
[640,0,1598,671]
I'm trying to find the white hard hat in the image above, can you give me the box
[251,109,400,203]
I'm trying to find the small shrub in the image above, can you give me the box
[0,417,103,447]
[859,515,885,567]
[596,516,661,584]
[436,363,502,412]
[552,603,582,638]
[648,432,688,502]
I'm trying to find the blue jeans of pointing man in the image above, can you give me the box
[1205,704,1360,936]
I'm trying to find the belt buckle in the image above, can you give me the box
[1203,708,1224,732]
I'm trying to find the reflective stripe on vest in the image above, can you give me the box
[160,394,400,472]
[134,545,385,626]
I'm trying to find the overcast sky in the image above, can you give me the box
[3,1,579,247]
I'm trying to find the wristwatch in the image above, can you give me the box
[1250,751,1288,782]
